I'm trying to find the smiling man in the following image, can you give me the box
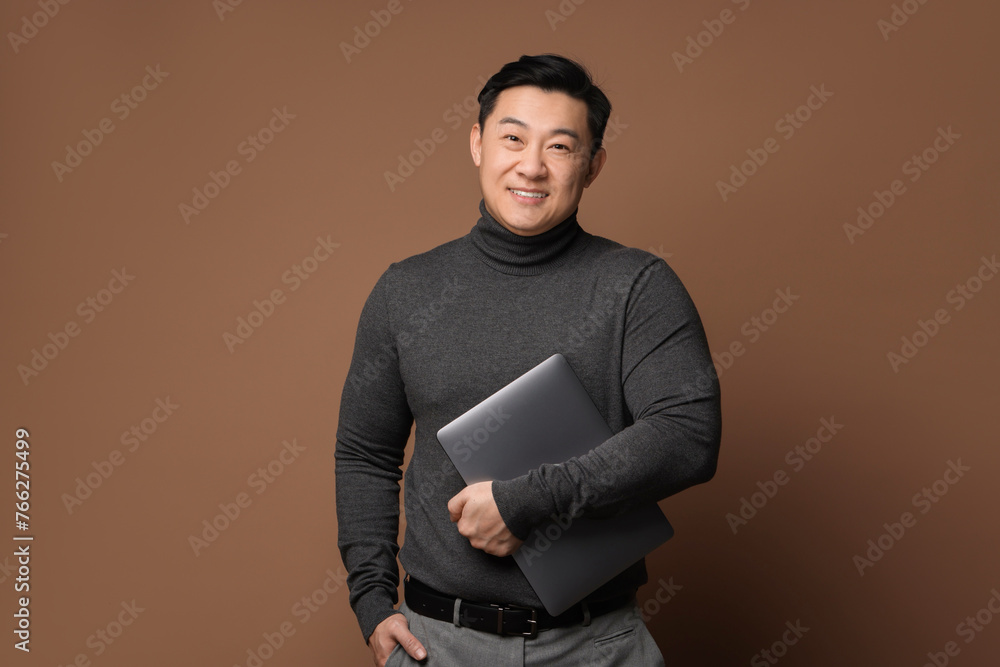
[472,83,604,236]
[336,54,722,666]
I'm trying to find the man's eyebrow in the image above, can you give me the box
[496,116,581,141]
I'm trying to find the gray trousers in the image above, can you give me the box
[386,599,666,666]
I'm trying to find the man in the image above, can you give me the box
[336,54,722,666]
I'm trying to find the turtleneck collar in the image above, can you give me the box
[468,198,587,276]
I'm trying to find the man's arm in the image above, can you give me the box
[335,268,413,642]
[492,258,722,540]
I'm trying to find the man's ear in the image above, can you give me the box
[470,123,482,166]
[583,146,607,188]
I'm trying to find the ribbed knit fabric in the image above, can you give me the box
[468,198,586,276]
[335,199,722,642]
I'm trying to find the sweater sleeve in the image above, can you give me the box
[492,258,722,540]
[334,267,413,642]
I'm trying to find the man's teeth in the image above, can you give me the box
[511,189,547,198]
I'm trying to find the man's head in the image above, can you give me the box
[470,54,611,236]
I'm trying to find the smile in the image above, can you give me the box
[509,188,548,199]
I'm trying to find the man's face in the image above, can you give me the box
[470,85,606,236]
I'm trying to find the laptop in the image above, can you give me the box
[436,353,674,615]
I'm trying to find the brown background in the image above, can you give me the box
[2,0,999,665]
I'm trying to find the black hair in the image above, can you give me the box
[477,54,612,160]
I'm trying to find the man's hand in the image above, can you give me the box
[368,613,426,667]
[448,481,524,557]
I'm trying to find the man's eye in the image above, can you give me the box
[552,144,569,150]
[504,135,520,142]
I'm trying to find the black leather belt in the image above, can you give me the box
[403,576,634,639]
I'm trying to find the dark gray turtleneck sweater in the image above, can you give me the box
[335,199,721,641]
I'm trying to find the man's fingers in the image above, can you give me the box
[395,626,427,661]
[448,482,525,556]
[369,614,426,667]
[447,489,465,522]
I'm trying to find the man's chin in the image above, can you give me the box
[485,197,561,236]
[498,213,553,236]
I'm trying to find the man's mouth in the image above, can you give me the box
[509,188,548,199]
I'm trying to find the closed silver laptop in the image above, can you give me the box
[436,353,674,615]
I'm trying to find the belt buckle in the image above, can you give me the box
[491,603,538,639]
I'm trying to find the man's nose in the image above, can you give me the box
[517,148,546,179]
